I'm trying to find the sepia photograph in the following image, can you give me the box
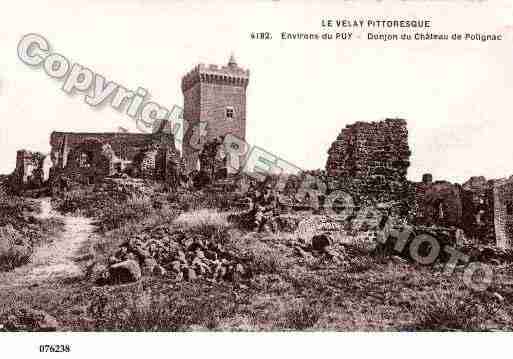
[0,0,512,357]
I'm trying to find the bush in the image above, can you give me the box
[0,195,64,271]
[96,195,154,232]
[54,188,101,216]
[173,209,231,241]
[412,291,485,331]
[0,241,32,270]
[87,283,238,331]
[90,204,181,263]
[228,236,293,275]
[278,300,323,330]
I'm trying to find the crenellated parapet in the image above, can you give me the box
[181,63,250,92]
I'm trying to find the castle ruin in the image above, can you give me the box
[181,55,249,173]
[12,56,247,190]
[326,118,412,204]
[10,55,513,249]
[325,118,513,248]
[48,130,179,185]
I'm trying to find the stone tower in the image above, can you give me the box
[181,55,249,172]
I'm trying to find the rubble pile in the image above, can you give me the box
[229,211,302,233]
[458,245,513,265]
[91,225,247,285]
[288,233,370,269]
[296,216,344,234]
[377,224,459,261]
[94,178,154,199]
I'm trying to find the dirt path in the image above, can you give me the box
[0,198,95,288]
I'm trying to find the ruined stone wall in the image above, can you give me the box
[50,132,157,166]
[460,176,495,242]
[414,179,463,228]
[134,147,158,179]
[161,147,185,189]
[49,131,176,183]
[326,118,410,180]
[50,138,117,184]
[12,150,46,189]
[325,118,411,204]
[125,131,183,185]
[494,178,513,249]
[198,137,227,181]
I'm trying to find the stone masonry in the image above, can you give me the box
[47,127,178,185]
[326,118,412,204]
[181,55,249,173]
[12,150,51,189]
[493,177,513,249]
[326,118,410,180]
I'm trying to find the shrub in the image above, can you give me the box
[87,283,238,331]
[228,236,293,275]
[0,241,32,270]
[278,300,322,330]
[96,195,154,232]
[0,195,64,271]
[90,204,181,262]
[173,209,231,241]
[412,291,485,331]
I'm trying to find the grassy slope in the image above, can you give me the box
[0,195,64,271]
[2,230,513,331]
[2,187,513,331]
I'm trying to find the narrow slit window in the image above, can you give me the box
[226,107,234,119]
[507,202,513,215]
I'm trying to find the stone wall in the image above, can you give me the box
[494,177,513,249]
[199,137,227,181]
[50,132,157,168]
[414,178,463,228]
[325,118,412,204]
[133,146,158,179]
[460,176,495,242]
[326,118,410,180]
[49,130,177,184]
[12,150,46,189]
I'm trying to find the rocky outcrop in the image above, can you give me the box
[109,259,142,284]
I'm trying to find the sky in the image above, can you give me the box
[1,0,513,183]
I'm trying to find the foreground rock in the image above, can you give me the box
[96,222,249,285]
[109,259,142,284]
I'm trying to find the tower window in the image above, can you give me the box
[225,107,234,119]
[507,201,513,215]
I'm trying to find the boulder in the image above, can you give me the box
[185,267,197,281]
[1,308,59,331]
[109,259,142,284]
[132,246,151,261]
[277,216,300,232]
[311,233,333,252]
[492,292,505,303]
[86,262,110,284]
[153,264,167,276]
[141,258,158,276]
